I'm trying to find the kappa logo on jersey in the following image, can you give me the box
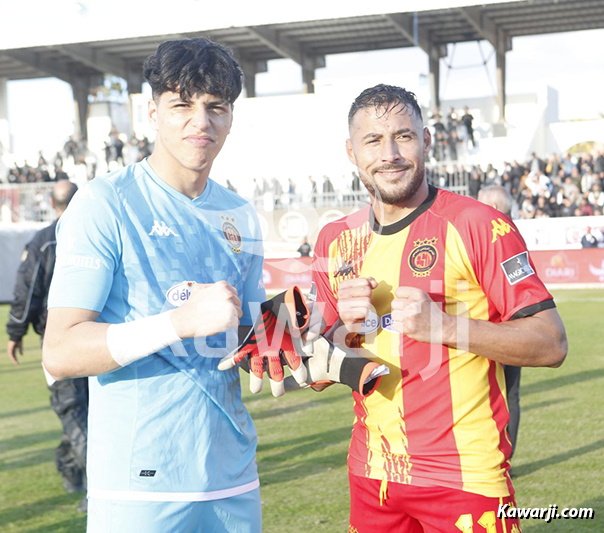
[334,260,357,278]
[491,218,516,243]
[501,251,535,285]
[166,281,196,307]
[409,238,438,277]
[221,215,242,253]
[149,220,179,237]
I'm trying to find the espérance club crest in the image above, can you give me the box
[221,215,242,254]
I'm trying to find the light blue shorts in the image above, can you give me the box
[87,488,262,533]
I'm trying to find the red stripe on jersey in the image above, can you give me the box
[398,215,463,489]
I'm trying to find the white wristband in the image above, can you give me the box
[106,311,181,367]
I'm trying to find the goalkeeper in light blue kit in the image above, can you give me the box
[43,38,269,532]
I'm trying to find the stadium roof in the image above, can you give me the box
[1,0,602,86]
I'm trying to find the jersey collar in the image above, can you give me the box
[370,185,439,236]
[140,158,213,206]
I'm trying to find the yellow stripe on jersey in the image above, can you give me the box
[356,229,413,484]
[444,222,510,497]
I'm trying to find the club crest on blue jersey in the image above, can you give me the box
[166,281,196,307]
[221,215,242,254]
[409,238,438,277]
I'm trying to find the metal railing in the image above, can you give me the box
[0,183,56,223]
[1,169,470,223]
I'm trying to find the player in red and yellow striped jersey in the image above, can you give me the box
[311,85,567,533]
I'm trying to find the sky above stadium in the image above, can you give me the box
[3,1,604,158]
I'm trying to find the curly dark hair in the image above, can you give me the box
[348,84,422,125]
[143,38,243,103]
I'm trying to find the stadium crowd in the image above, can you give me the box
[428,106,477,161]
[453,150,604,219]
[1,132,153,185]
[3,135,603,222]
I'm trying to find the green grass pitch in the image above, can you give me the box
[0,289,602,532]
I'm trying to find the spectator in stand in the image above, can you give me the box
[447,106,458,131]
[138,136,152,159]
[468,170,482,199]
[562,153,576,177]
[226,179,237,193]
[484,163,499,186]
[581,166,596,193]
[547,195,560,218]
[322,175,335,195]
[461,106,475,148]
[520,197,536,219]
[351,171,361,192]
[501,171,514,195]
[55,166,69,181]
[588,183,604,208]
[271,177,283,207]
[447,128,459,161]
[535,196,551,217]
[297,237,312,257]
[594,151,604,177]
[562,176,581,204]
[560,197,576,217]
[581,226,603,248]
[53,151,63,171]
[308,175,318,206]
[546,153,561,177]
[578,197,594,216]
[528,152,545,173]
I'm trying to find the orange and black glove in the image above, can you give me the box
[218,286,310,397]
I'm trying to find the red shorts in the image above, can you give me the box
[349,474,521,533]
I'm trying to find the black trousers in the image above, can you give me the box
[49,377,89,491]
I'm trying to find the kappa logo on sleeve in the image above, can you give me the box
[500,251,535,285]
[491,218,516,243]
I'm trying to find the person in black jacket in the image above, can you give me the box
[6,180,89,510]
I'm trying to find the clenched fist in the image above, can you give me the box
[390,287,454,344]
[171,281,242,339]
[337,277,378,341]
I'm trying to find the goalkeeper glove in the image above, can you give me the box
[285,335,389,397]
[218,286,310,397]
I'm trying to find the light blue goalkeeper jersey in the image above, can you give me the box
[48,159,266,502]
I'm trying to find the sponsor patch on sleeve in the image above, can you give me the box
[500,251,535,285]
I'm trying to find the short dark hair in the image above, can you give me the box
[348,84,422,126]
[143,38,243,103]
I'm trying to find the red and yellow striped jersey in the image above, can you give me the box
[312,186,554,498]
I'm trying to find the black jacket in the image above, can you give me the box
[6,220,58,341]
